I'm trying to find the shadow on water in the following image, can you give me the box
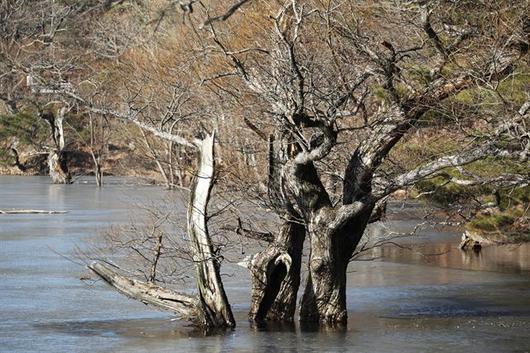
[34,318,212,339]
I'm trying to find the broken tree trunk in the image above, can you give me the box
[187,132,235,328]
[89,131,235,329]
[89,262,202,321]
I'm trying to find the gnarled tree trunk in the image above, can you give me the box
[248,132,306,323]
[299,207,372,324]
[41,107,71,184]
[248,216,305,323]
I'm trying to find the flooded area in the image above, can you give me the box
[1,176,529,353]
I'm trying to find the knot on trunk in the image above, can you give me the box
[273,253,292,272]
[309,256,329,275]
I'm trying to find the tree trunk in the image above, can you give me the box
[299,208,372,325]
[89,115,103,187]
[48,150,71,184]
[187,132,235,328]
[9,141,28,172]
[42,108,71,184]
[95,161,102,187]
[89,262,202,321]
[89,150,103,187]
[247,131,307,323]
[248,216,305,323]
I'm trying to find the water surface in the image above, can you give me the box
[1,177,529,353]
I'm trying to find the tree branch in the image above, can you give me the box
[89,262,201,320]
[375,143,497,198]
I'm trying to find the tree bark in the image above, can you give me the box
[89,115,103,187]
[187,132,235,328]
[247,131,307,323]
[89,262,202,321]
[248,216,305,323]
[47,150,71,184]
[94,158,102,187]
[299,206,372,325]
[41,108,71,184]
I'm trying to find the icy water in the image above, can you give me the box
[0,176,529,353]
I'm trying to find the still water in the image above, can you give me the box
[0,176,529,353]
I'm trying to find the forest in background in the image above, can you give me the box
[1,0,528,237]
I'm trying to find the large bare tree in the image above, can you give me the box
[78,0,529,327]
[196,0,529,324]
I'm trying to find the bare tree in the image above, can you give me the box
[0,0,94,183]
[38,105,72,183]
[196,0,529,324]
[4,0,527,329]
[68,0,529,327]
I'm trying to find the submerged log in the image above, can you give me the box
[0,209,68,215]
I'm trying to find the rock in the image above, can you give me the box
[460,232,482,252]
[480,207,498,216]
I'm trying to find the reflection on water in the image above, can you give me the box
[375,240,530,275]
[1,177,529,353]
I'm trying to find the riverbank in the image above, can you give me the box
[0,146,170,185]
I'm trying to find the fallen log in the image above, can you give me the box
[0,209,68,215]
[89,262,202,322]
